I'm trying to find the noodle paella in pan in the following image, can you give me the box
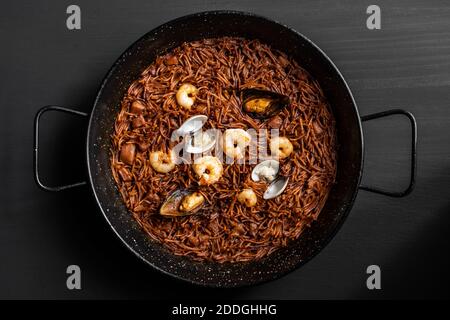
[34,11,416,286]
[111,37,337,262]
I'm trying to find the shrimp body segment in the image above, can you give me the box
[270,136,293,159]
[149,150,176,173]
[237,188,257,207]
[223,128,252,159]
[176,83,198,109]
[192,156,223,185]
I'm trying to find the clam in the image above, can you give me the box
[241,89,290,119]
[251,159,279,182]
[159,189,205,217]
[263,176,289,200]
[251,159,288,200]
[185,130,217,154]
[173,115,208,139]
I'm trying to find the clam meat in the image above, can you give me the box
[251,159,279,182]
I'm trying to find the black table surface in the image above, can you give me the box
[1,0,449,299]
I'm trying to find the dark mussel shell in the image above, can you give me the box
[159,189,205,217]
[241,88,290,119]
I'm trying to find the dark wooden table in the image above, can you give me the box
[1,0,449,299]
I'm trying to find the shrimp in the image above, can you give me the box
[176,83,198,109]
[270,136,293,159]
[192,156,223,185]
[237,188,257,207]
[223,128,252,159]
[149,150,176,173]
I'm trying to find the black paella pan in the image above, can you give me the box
[34,11,417,287]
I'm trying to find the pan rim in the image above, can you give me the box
[85,10,364,288]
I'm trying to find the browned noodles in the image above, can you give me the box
[111,37,337,262]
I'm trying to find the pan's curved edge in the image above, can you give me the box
[85,10,364,288]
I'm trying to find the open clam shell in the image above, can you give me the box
[173,115,208,138]
[263,176,289,200]
[185,130,217,154]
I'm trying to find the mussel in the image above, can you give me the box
[241,88,290,119]
[263,176,289,200]
[159,189,205,217]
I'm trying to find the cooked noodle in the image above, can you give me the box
[111,37,337,262]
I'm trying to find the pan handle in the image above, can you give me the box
[359,109,417,197]
[34,106,88,192]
